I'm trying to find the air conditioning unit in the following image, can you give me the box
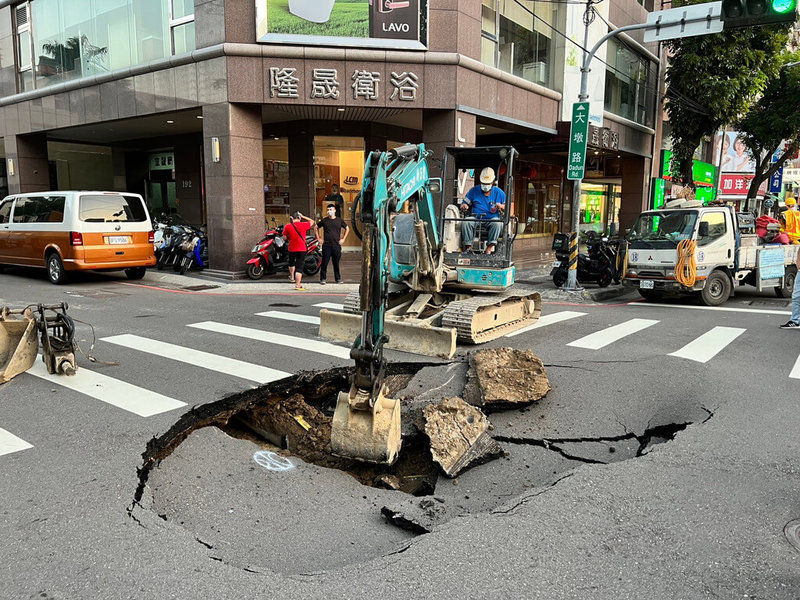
[522,62,547,85]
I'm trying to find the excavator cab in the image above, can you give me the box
[439,146,519,288]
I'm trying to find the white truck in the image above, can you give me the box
[623,200,799,306]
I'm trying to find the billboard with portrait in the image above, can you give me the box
[713,130,756,173]
[255,0,428,50]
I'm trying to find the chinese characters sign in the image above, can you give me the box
[268,67,419,102]
[567,102,590,181]
[719,174,767,197]
[588,125,619,151]
[255,0,428,51]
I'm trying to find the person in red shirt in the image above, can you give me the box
[282,211,316,290]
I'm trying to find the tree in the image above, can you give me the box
[664,1,788,197]
[736,53,800,209]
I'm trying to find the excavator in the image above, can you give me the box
[324,143,542,465]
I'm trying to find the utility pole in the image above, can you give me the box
[564,1,724,290]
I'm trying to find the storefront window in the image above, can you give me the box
[263,138,289,217]
[604,39,657,128]
[515,160,562,235]
[481,0,561,89]
[17,0,194,91]
[580,183,622,236]
[314,136,364,223]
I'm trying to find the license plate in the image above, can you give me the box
[108,236,129,245]
[639,280,654,289]
[552,260,561,267]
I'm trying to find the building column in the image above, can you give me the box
[620,156,649,231]
[5,133,49,194]
[288,133,315,217]
[202,102,264,276]
[422,110,476,178]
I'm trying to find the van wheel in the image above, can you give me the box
[47,253,68,285]
[125,267,147,280]
[776,265,797,298]
[700,270,731,306]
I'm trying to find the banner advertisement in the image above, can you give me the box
[712,130,757,173]
[255,0,428,50]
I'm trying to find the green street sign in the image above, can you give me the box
[567,102,590,181]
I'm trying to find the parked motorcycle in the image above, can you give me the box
[173,225,208,275]
[245,219,322,280]
[551,231,620,288]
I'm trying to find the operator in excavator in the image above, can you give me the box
[459,167,506,254]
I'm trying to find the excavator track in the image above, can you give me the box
[440,287,542,344]
[344,291,361,314]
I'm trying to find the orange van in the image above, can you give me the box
[0,191,156,284]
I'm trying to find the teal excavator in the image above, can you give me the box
[323,143,541,464]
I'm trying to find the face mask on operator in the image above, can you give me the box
[481,183,493,192]
[327,208,336,217]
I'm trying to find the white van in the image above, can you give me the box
[0,191,156,284]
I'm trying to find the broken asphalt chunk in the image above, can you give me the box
[463,348,551,409]
[423,397,503,478]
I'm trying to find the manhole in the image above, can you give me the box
[785,519,800,552]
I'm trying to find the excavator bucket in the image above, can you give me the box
[319,309,457,359]
[0,309,38,384]
[330,384,402,465]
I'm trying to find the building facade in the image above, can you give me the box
[0,0,661,276]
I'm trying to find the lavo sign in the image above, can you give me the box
[255,0,428,50]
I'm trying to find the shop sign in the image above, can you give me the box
[268,66,420,102]
[588,125,619,151]
[255,0,428,51]
[150,152,174,171]
[660,150,715,186]
[719,173,767,197]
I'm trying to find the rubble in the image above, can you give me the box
[380,497,447,534]
[423,397,504,477]
[396,362,469,437]
[463,348,551,409]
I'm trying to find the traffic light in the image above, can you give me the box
[721,0,799,28]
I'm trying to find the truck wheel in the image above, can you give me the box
[776,265,797,298]
[700,270,731,306]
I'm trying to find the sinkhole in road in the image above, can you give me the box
[132,359,709,575]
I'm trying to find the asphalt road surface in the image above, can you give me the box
[1,266,799,599]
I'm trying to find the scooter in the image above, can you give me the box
[245,220,322,280]
[174,225,208,275]
[551,231,619,288]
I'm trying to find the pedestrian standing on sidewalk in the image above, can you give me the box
[283,211,315,291]
[779,250,800,329]
[317,203,349,284]
[325,184,345,219]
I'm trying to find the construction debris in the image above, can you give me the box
[423,397,503,477]
[397,362,469,437]
[463,348,551,409]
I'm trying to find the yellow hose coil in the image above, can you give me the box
[616,240,629,280]
[675,238,697,288]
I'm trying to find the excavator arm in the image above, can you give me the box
[330,143,441,465]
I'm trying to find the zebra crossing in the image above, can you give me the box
[2,300,798,458]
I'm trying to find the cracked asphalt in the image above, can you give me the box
[1,267,799,599]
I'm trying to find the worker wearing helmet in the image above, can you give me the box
[786,197,797,210]
[459,167,506,254]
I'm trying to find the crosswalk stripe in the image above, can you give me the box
[791,355,800,379]
[27,359,186,418]
[0,428,33,457]
[314,302,344,311]
[256,310,320,325]
[188,321,351,359]
[632,302,791,316]
[101,334,290,384]
[505,311,587,338]
[668,326,746,363]
[567,318,659,350]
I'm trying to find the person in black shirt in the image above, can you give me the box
[317,204,349,284]
[325,184,345,219]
